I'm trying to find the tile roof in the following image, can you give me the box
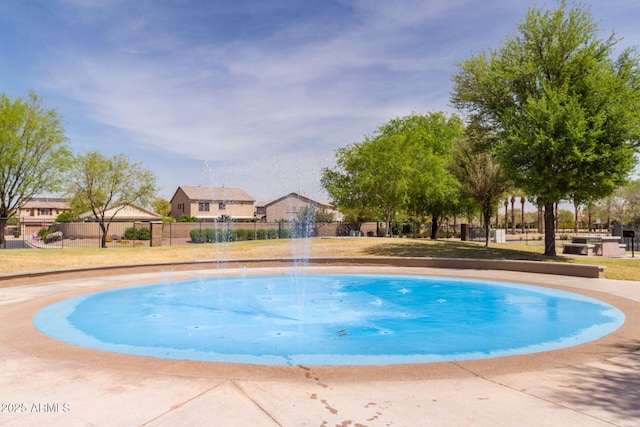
[20,198,70,210]
[177,185,255,202]
[259,192,332,208]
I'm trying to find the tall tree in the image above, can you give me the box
[0,92,72,248]
[451,1,640,255]
[321,120,414,237]
[321,113,462,238]
[400,113,465,239]
[449,128,510,246]
[68,151,158,248]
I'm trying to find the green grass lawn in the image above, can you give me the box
[2,237,638,281]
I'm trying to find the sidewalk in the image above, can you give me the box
[0,266,638,426]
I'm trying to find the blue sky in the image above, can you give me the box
[1,0,638,203]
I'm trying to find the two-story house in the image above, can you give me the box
[18,197,71,226]
[170,185,256,221]
[256,192,339,222]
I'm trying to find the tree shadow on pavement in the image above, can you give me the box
[547,346,640,425]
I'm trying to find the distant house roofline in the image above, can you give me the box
[170,185,255,203]
[258,192,333,209]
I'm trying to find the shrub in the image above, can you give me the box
[123,227,138,240]
[367,230,375,237]
[190,229,206,243]
[278,228,290,239]
[201,228,215,243]
[37,228,51,240]
[235,229,248,241]
[137,227,150,240]
[123,227,150,241]
[267,229,278,239]
[178,214,198,222]
[219,229,235,242]
[256,229,267,240]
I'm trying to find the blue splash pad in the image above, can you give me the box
[34,274,624,366]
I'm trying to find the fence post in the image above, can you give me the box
[150,222,163,247]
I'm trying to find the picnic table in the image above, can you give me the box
[562,235,626,257]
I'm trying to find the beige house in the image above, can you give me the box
[256,192,339,222]
[78,204,162,222]
[17,198,71,226]
[170,185,256,221]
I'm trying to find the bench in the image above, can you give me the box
[562,242,596,256]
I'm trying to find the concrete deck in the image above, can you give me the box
[1,263,639,426]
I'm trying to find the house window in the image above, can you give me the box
[286,206,298,214]
[218,202,226,210]
[39,209,51,216]
[198,202,210,212]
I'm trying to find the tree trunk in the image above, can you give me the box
[430,215,438,240]
[0,217,6,249]
[483,202,491,247]
[574,202,579,233]
[99,222,108,248]
[504,200,508,230]
[384,209,392,237]
[544,202,556,256]
[510,196,515,234]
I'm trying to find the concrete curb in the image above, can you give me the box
[0,256,605,284]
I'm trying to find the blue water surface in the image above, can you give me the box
[33,274,624,366]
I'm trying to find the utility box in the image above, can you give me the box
[494,229,506,243]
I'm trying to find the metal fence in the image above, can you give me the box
[1,220,344,249]
[3,221,153,249]
[5,218,635,250]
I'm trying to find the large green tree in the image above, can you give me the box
[451,1,640,255]
[321,125,412,236]
[0,92,71,248]
[68,151,158,248]
[321,112,463,238]
[398,113,465,239]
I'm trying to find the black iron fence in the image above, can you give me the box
[4,218,637,250]
[1,219,343,249]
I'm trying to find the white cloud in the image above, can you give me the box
[34,0,640,200]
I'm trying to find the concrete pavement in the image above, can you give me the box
[1,265,639,426]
